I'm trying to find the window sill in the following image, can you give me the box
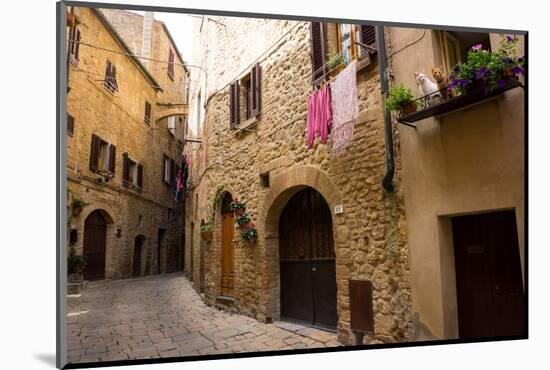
[235,116,258,135]
[397,80,523,128]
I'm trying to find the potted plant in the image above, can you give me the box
[200,223,213,242]
[231,200,246,216]
[67,245,86,282]
[71,195,89,217]
[385,84,418,115]
[448,36,524,95]
[327,52,347,76]
[240,225,258,241]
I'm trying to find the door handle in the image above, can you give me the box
[312,267,316,272]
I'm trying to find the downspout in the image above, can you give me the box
[376,25,395,192]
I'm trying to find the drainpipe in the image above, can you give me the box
[376,25,395,192]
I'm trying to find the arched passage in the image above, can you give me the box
[279,187,337,329]
[133,235,146,277]
[83,209,113,281]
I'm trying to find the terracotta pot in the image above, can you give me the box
[400,102,417,115]
[67,13,76,27]
[201,230,212,242]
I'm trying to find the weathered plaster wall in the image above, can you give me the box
[388,27,525,339]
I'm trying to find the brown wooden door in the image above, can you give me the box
[83,211,107,281]
[452,210,525,339]
[133,236,143,277]
[221,211,235,296]
[279,188,337,329]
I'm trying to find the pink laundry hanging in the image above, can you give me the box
[306,84,332,149]
[331,61,358,153]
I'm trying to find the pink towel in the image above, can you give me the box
[306,85,332,149]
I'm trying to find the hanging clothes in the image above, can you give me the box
[306,84,332,149]
[331,60,358,152]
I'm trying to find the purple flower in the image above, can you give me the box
[511,66,524,75]
[475,66,489,79]
[458,79,469,87]
[506,35,515,42]
[471,44,483,51]
[498,79,506,88]
[453,64,461,73]
[503,57,513,64]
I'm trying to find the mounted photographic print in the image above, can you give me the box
[56,1,527,368]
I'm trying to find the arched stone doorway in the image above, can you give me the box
[133,235,146,277]
[220,192,235,296]
[259,166,344,327]
[279,187,337,329]
[83,209,113,281]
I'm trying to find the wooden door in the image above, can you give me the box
[133,236,143,277]
[221,211,235,296]
[279,188,337,329]
[452,210,525,339]
[83,211,107,281]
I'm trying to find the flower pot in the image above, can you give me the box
[235,208,245,216]
[400,102,417,115]
[68,272,83,283]
[67,13,76,27]
[201,230,212,242]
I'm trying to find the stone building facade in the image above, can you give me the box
[185,17,412,345]
[66,7,188,280]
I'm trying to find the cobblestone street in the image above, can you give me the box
[66,273,340,364]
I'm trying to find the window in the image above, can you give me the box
[196,91,202,135]
[104,60,118,93]
[168,116,176,135]
[67,114,75,136]
[163,155,174,185]
[89,134,116,175]
[68,27,80,62]
[167,48,175,80]
[336,24,376,64]
[310,22,377,84]
[229,63,262,128]
[123,153,143,189]
[438,31,491,74]
[144,101,152,124]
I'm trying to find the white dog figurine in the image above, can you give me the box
[414,72,442,107]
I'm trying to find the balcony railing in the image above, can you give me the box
[397,80,523,128]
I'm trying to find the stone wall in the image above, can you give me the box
[67,7,184,279]
[186,18,412,345]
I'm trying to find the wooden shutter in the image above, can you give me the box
[104,60,111,89]
[310,22,327,85]
[229,81,240,129]
[112,65,118,91]
[162,154,168,183]
[108,144,116,174]
[137,164,143,189]
[360,25,377,56]
[74,29,81,60]
[251,63,262,117]
[89,134,99,170]
[168,49,174,79]
[144,101,151,124]
[122,153,129,184]
[170,158,175,185]
[67,114,75,136]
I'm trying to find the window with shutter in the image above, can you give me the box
[168,49,175,80]
[229,81,240,129]
[251,63,262,117]
[69,27,80,62]
[104,60,118,93]
[109,144,116,174]
[89,134,99,170]
[336,24,377,65]
[123,153,130,185]
[310,22,327,85]
[163,155,171,184]
[144,101,151,124]
[360,25,377,53]
[67,114,75,136]
[137,164,143,189]
[170,158,175,185]
[168,116,176,135]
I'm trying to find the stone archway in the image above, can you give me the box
[258,166,344,324]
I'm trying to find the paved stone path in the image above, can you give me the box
[67,272,340,364]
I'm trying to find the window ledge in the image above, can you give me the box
[397,80,523,128]
[235,116,258,135]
